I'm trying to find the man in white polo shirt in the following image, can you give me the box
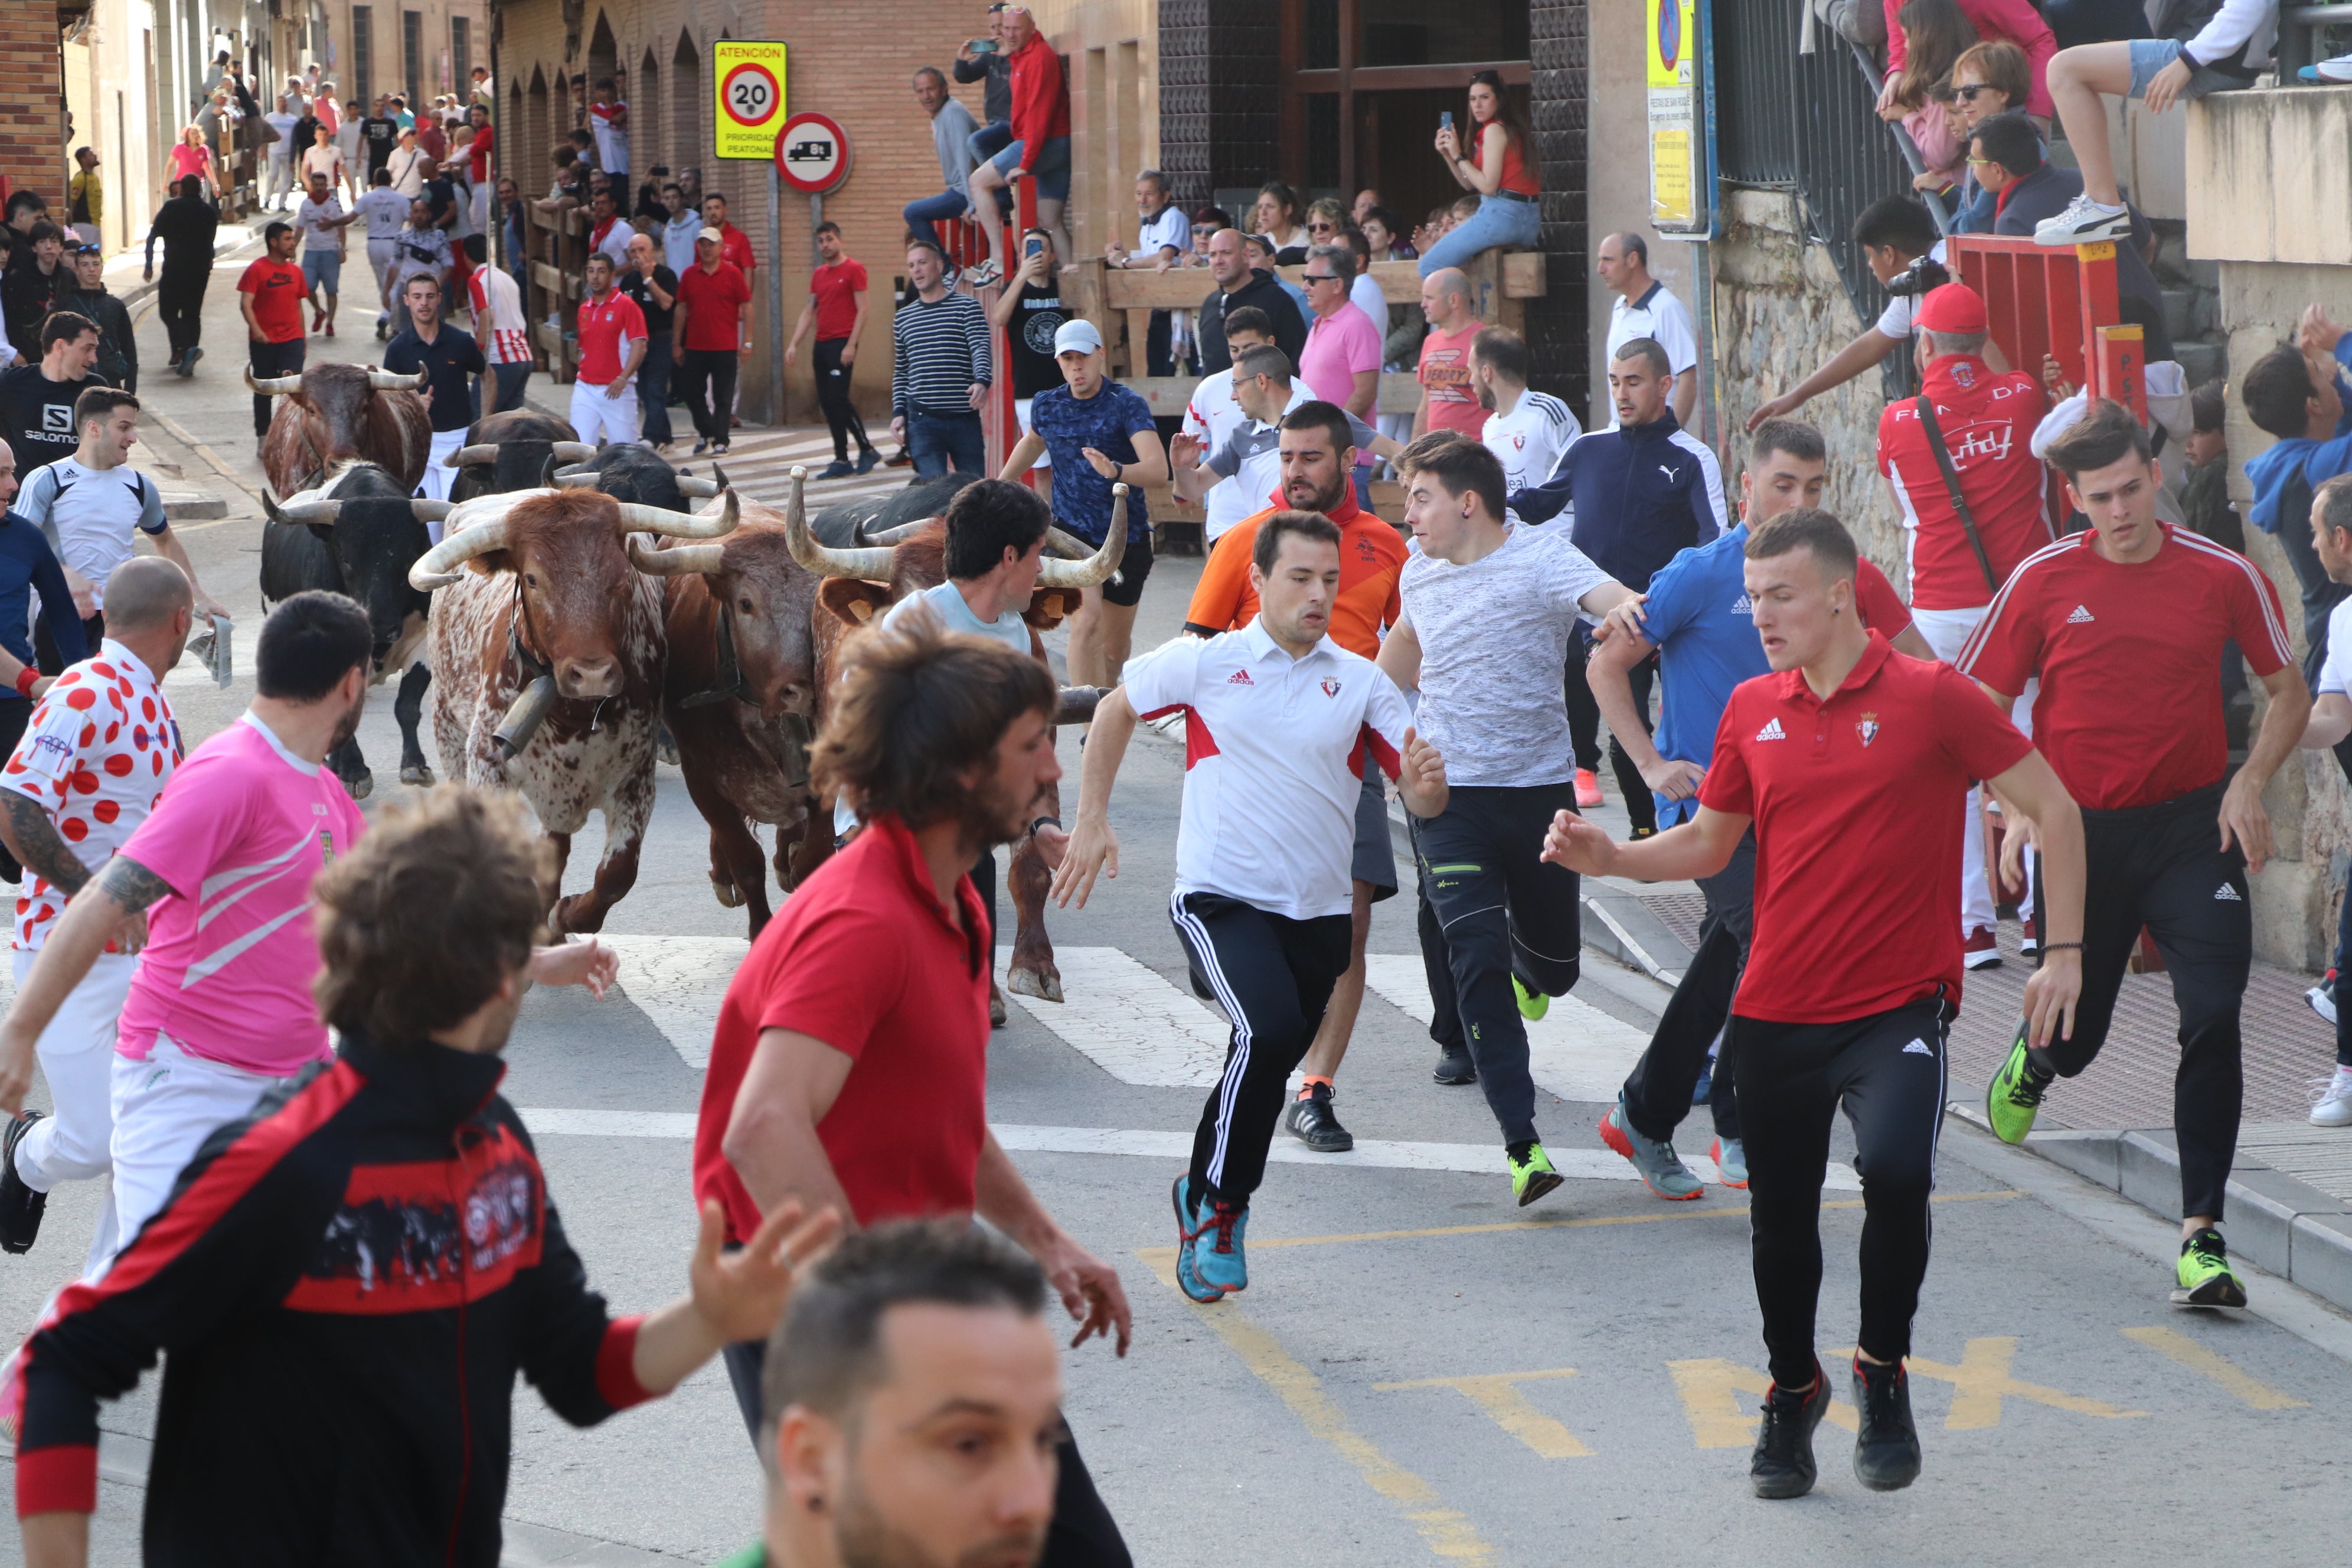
[1054,511,1449,1303]
[1598,231,1699,427]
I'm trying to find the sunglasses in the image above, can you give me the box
[1954,84,1998,101]
[1308,220,1335,232]
[1304,272,1340,284]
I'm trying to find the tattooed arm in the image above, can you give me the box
[0,790,96,899]
[0,855,176,1116]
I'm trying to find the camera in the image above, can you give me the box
[1883,253,1951,299]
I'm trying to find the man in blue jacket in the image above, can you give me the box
[1509,337,1727,834]
[2240,314,2352,681]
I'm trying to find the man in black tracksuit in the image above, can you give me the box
[1511,337,1727,835]
[12,786,831,1566]
[142,178,220,374]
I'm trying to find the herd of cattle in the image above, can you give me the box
[244,361,1127,1014]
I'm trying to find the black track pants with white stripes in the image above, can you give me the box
[1172,891,1354,1209]
[2028,781,2249,1221]
[1733,997,1951,1389]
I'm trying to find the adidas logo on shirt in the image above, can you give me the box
[1729,594,1753,613]
[2067,605,2096,623]
[2214,884,2242,901]
[1755,717,1786,742]
[1226,669,1254,686]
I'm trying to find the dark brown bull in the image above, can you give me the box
[782,471,1128,1008]
[250,361,433,497]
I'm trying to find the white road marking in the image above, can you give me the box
[998,945,1234,1087]
[597,934,749,1069]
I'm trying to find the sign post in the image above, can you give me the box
[713,41,789,426]
[1645,0,1714,236]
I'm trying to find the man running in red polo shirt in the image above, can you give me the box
[1181,400,1407,1154]
[1544,508,2087,1501]
[1962,400,2307,1308]
[692,623,1133,1564]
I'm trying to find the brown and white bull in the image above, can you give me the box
[250,361,435,497]
[783,470,1128,1007]
[410,485,739,933]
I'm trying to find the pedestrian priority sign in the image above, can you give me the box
[713,41,788,160]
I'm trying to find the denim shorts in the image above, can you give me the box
[301,249,341,293]
[2126,38,2245,100]
[988,135,1072,202]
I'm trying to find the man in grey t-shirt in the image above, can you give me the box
[903,67,984,241]
[1377,432,1634,1208]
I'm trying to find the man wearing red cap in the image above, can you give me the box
[1876,282,2052,968]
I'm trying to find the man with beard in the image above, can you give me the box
[719,1223,1069,1568]
[697,620,1135,1566]
[0,593,615,1266]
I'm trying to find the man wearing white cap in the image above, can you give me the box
[1000,317,1168,687]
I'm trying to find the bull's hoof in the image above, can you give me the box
[710,870,746,909]
[399,763,436,786]
[338,769,374,801]
[989,986,1008,1028]
[551,894,608,935]
[1004,965,1063,1004]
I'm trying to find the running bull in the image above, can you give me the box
[784,469,1128,1007]
[411,485,740,933]
[250,361,433,497]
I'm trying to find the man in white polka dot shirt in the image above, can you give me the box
[0,557,190,1274]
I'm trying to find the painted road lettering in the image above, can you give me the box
[1374,1370,1593,1459]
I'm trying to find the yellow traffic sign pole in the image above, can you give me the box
[713,41,788,425]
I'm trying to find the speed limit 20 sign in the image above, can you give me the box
[712,41,788,159]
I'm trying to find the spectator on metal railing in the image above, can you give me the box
[904,66,982,243]
[1419,70,1541,279]
[1598,231,1701,427]
[953,2,1017,172]
[2033,0,2273,246]
[1946,40,2034,231]
[1196,228,1307,375]
[888,239,991,479]
[1878,0,1975,194]
[1880,0,2057,120]
[963,4,1073,284]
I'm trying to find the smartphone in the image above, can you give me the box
[968,37,998,54]
[1439,111,1454,131]
[1024,234,1047,260]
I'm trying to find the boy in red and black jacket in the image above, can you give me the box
[12,786,834,1568]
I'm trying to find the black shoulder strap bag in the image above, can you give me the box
[1913,393,2000,596]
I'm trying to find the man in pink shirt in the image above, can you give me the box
[1298,244,1384,504]
[0,592,618,1268]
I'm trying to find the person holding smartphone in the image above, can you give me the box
[988,228,1070,503]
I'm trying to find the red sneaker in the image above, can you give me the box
[1574,768,1603,809]
[1964,926,2002,970]
[2018,916,2038,955]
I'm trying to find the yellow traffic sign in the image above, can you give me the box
[713,41,788,160]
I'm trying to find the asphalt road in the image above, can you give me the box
[2,231,2351,1566]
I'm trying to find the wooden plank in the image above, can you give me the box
[1502,251,1546,299]
[1124,308,1154,377]
[531,262,582,301]
[1101,266,1220,311]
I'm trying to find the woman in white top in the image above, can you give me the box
[1252,181,1310,256]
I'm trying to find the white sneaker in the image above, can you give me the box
[2319,53,2352,82]
[2033,194,2132,249]
[963,260,1002,288]
[2309,975,2339,1027]
[2311,1066,2352,1128]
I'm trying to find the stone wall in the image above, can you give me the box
[1709,188,1905,582]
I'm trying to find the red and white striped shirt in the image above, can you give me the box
[468,264,531,364]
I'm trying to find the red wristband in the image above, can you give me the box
[14,667,37,697]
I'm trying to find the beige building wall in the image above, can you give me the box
[328,2,486,112]
[1023,0,1158,262]
[61,2,164,257]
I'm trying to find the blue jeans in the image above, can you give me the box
[1417,194,1542,277]
[637,335,674,445]
[906,408,985,479]
[903,188,971,237]
[966,121,1013,166]
[989,135,1072,202]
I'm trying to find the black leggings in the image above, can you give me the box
[1621,832,1755,1143]
[1410,783,1585,1148]
[814,337,874,462]
[1734,995,1951,1389]
[1170,890,1353,1208]
[2028,783,2249,1221]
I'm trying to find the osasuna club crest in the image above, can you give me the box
[1320,678,1341,698]
[1856,711,1881,747]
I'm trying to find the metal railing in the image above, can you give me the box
[2278,4,2352,81]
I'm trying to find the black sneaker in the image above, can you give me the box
[1433,1047,1478,1086]
[1850,1355,1922,1491]
[1285,1083,1354,1152]
[817,459,855,480]
[0,1112,48,1255]
[1750,1362,1830,1500]
[855,448,881,474]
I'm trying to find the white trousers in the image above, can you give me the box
[570,380,642,449]
[10,949,133,1278]
[367,237,399,322]
[103,1034,286,1275]
[417,426,466,514]
[1913,605,2039,936]
[264,152,296,208]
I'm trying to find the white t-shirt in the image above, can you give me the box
[1135,205,1189,262]
[263,112,300,158]
[1874,239,1951,339]
[357,185,410,241]
[1482,389,1582,494]
[1399,524,1615,788]
[1122,620,1415,920]
[1182,380,1310,542]
[1607,281,1699,375]
[296,193,347,253]
[589,101,629,175]
[2321,596,2352,698]
[299,144,345,188]
[1350,273,1388,341]
[14,459,170,609]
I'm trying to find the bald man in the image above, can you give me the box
[1416,267,1484,440]
[1200,226,1308,373]
[0,557,192,1273]
[1598,231,1699,426]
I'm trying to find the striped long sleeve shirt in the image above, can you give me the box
[891,289,992,420]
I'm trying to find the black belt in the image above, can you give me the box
[1489,188,1538,204]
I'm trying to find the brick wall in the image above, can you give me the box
[494,0,991,424]
[1525,0,1589,413]
[0,6,66,211]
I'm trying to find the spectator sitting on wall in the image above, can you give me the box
[1948,40,2036,231]
[904,67,982,243]
[1880,0,1975,196]
[953,3,1017,174]
[1879,0,2057,123]
[962,4,1075,283]
[1196,227,1307,375]
[1242,232,1314,325]
[1419,68,1541,278]
[2240,315,2352,670]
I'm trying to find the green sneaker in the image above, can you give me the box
[2175,1227,2248,1308]
[1512,974,1549,1021]
[1984,1033,2051,1145]
[1508,1142,1564,1207]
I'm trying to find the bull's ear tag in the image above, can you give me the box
[850,600,875,623]
[1043,593,1066,618]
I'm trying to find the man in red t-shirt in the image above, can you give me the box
[236,220,318,446]
[570,253,647,449]
[783,220,877,478]
[691,622,1131,1556]
[1961,400,2306,1310]
[1876,282,2053,966]
[1544,508,2085,1502]
[1414,268,1485,439]
[672,229,751,456]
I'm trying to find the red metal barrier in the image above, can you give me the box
[982,181,1040,478]
[1945,236,2145,423]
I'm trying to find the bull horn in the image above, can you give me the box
[549,442,598,462]
[1036,486,1131,589]
[409,514,513,589]
[675,476,723,498]
[411,499,455,521]
[626,537,729,576]
[262,485,342,526]
[782,468,897,580]
[616,485,739,541]
[1044,527,1097,559]
[551,471,601,489]
[369,367,429,391]
[244,365,305,396]
[445,444,501,468]
[860,518,937,547]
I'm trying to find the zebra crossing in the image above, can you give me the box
[672,426,913,512]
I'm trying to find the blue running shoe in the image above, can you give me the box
[1170,1175,1228,1302]
[1194,1195,1249,1295]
